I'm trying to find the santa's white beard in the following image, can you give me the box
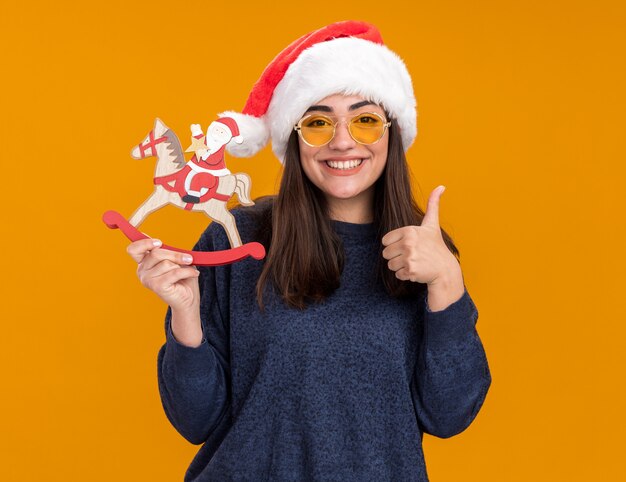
[205,135,228,155]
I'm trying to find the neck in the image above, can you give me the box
[327,190,374,224]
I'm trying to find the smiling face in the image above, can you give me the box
[297,94,390,222]
[208,122,231,145]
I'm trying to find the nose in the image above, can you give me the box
[328,120,356,151]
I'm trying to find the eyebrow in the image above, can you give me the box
[304,100,376,113]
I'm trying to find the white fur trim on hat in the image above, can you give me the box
[267,37,417,162]
[217,111,270,157]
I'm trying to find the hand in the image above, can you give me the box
[190,124,203,137]
[126,238,201,312]
[382,185,461,285]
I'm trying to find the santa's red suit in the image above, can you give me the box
[153,134,231,209]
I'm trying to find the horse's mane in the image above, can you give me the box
[163,128,186,169]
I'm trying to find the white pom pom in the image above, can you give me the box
[218,111,269,158]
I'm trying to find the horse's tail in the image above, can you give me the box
[233,173,254,206]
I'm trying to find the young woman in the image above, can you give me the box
[127,21,491,482]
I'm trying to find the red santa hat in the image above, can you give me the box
[211,117,244,144]
[219,20,417,163]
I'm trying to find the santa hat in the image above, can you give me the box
[219,20,417,163]
[211,117,244,144]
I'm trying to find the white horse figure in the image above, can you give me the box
[129,118,254,248]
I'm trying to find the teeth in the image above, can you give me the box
[325,159,363,170]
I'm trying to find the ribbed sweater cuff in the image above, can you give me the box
[163,322,212,376]
[424,287,479,345]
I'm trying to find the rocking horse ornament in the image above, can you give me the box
[102,117,266,266]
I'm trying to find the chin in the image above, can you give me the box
[325,187,366,200]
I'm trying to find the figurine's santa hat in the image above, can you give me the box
[219,20,417,163]
[211,117,243,144]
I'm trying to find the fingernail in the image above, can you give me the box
[153,239,162,247]
[182,254,193,263]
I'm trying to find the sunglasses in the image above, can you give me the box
[294,112,391,147]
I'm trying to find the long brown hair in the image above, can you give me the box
[253,118,459,311]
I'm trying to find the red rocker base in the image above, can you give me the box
[102,210,266,266]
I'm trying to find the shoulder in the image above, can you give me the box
[196,197,274,251]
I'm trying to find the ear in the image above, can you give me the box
[154,117,168,136]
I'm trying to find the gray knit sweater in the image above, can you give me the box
[157,205,491,481]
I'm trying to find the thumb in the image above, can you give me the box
[422,185,445,227]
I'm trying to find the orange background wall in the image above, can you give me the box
[1,1,624,480]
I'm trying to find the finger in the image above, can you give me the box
[140,247,194,272]
[422,185,445,228]
[381,228,405,247]
[148,266,200,292]
[138,259,184,285]
[394,267,410,281]
[387,256,407,272]
[127,238,163,263]
[382,244,404,261]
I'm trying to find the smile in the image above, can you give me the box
[324,159,363,170]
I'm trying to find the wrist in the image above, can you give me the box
[170,307,203,347]
[428,259,462,288]
[427,263,465,312]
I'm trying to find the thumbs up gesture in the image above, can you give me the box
[382,185,463,287]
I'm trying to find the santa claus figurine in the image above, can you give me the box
[181,117,244,203]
